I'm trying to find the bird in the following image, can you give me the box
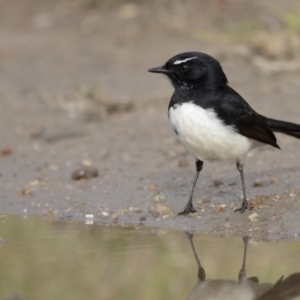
[148,52,300,215]
[185,232,300,300]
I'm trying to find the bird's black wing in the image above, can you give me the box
[210,86,280,149]
[235,112,280,149]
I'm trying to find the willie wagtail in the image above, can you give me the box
[148,52,300,215]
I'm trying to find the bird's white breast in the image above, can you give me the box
[169,102,257,162]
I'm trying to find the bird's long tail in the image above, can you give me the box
[267,118,300,139]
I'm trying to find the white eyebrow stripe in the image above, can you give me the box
[173,56,197,65]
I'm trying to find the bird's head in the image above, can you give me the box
[148,52,228,90]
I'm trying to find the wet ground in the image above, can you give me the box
[1,0,300,242]
[1,216,300,300]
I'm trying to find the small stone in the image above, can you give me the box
[253,179,264,187]
[248,213,259,222]
[18,186,33,196]
[151,203,174,216]
[85,214,94,225]
[129,207,142,213]
[217,204,226,212]
[213,180,223,187]
[85,214,94,219]
[72,166,98,180]
[0,147,12,156]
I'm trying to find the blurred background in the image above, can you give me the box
[1,0,300,107]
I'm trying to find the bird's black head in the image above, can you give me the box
[148,52,228,90]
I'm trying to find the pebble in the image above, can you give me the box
[217,204,226,212]
[248,213,259,222]
[129,207,143,213]
[151,203,174,216]
[85,214,94,225]
[19,186,33,196]
[253,179,264,187]
[0,147,12,156]
[72,166,98,180]
[213,180,223,187]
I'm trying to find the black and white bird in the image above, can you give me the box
[148,52,300,215]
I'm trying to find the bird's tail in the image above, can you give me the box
[267,118,300,139]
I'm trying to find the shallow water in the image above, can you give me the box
[0,215,300,300]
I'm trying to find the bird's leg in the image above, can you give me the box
[178,160,203,215]
[234,160,249,213]
[238,236,249,282]
[185,232,206,281]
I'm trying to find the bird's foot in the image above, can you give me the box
[234,201,249,213]
[178,204,197,216]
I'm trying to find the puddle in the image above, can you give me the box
[0,216,300,300]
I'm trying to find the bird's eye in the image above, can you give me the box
[179,65,189,73]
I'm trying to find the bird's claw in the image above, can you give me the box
[178,204,197,216]
[234,201,249,213]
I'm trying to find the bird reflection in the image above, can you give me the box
[185,233,300,300]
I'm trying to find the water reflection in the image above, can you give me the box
[0,216,300,299]
[186,232,300,300]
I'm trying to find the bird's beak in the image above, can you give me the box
[148,66,171,74]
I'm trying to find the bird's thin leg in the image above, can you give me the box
[185,232,206,281]
[234,161,249,213]
[178,160,203,216]
[238,236,249,282]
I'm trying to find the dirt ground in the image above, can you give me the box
[1,0,300,241]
